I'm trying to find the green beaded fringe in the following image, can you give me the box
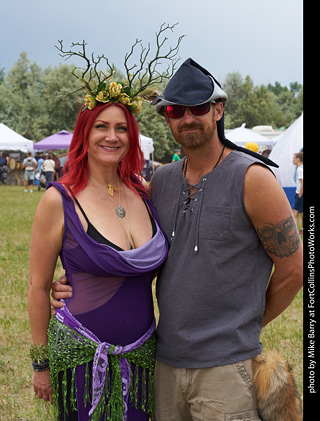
[48,316,156,420]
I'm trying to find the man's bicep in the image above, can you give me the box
[244,164,302,261]
[256,215,300,259]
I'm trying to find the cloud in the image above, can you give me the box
[1,0,302,86]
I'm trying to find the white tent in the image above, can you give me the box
[269,114,303,187]
[0,123,33,152]
[226,123,273,148]
[139,134,154,160]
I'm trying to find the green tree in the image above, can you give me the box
[0,52,303,154]
[0,67,5,84]
[223,72,303,129]
[0,53,84,141]
[39,64,84,138]
[0,52,43,139]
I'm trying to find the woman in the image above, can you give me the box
[42,153,56,187]
[28,101,168,420]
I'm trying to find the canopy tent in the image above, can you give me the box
[0,123,34,152]
[225,123,273,148]
[33,130,73,150]
[140,134,154,160]
[34,131,154,159]
[269,114,303,187]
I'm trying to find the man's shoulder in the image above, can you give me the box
[228,150,274,175]
[153,160,184,180]
[151,161,184,201]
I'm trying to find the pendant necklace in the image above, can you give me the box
[90,176,119,197]
[90,176,126,218]
[90,177,134,249]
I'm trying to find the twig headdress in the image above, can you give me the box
[56,23,185,114]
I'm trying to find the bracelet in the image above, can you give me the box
[32,360,50,372]
[29,343,49,363]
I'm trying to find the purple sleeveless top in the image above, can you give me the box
[48,182,168,346]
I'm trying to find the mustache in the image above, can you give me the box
[178,123,203,132]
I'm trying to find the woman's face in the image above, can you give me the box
[87,105,130,169]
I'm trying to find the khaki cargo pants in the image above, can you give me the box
[153,359,261,421]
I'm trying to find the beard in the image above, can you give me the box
[174,116,218,150]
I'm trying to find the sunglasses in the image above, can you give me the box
[165,102,212,119]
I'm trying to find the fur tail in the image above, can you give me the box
[252,351,302,421]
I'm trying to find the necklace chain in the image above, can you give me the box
[183,144,226,180]
[90,176,126,218]
[90,176,134,249]
[90,176,118,196]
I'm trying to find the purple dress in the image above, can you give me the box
[48,182,168,420]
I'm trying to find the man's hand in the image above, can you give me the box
[51,275,73,309]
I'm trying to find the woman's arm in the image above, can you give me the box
[28,186,64,403]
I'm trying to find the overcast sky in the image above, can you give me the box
[1,0,303,87]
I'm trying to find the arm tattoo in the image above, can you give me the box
[256,215,300,258]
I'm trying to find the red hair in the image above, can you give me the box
[60,102,146,196]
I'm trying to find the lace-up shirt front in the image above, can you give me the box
[151,152,274,368]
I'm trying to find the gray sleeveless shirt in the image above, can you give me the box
[151,150,273,368]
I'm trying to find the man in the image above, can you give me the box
[292,152,303,232]
[52,59,303,420]
[171,148,181,162]
[23,152,37,193]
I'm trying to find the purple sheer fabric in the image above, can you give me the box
[48,182,168,419]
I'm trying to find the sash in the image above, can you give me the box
[49,301,156,420]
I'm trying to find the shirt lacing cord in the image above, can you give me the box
[171,178,207,254]
[182,183,202,213]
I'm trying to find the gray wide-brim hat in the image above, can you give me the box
[152,58,278,167]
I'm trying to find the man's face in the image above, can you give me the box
[165,102,223,150]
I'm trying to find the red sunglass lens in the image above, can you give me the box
[190,103,211,115]
[166,105,185,118]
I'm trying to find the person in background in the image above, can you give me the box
[42,153,56,187]
[171,148,181,162]
[245,142,259,153]
[50,151,62,181]
[35,153,45,191]
[292,152,303,233]
[262,148,271,158]
[23,152,37,192]
[36,153,45,172]
[0,151,10,185]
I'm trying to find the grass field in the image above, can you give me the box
[0,185,303,419]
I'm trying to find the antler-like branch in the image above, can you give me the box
[55,40,115,92]
[123,22,185,97]
[55,23,185,108]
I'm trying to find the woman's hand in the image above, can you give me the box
[33,370,53,405]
